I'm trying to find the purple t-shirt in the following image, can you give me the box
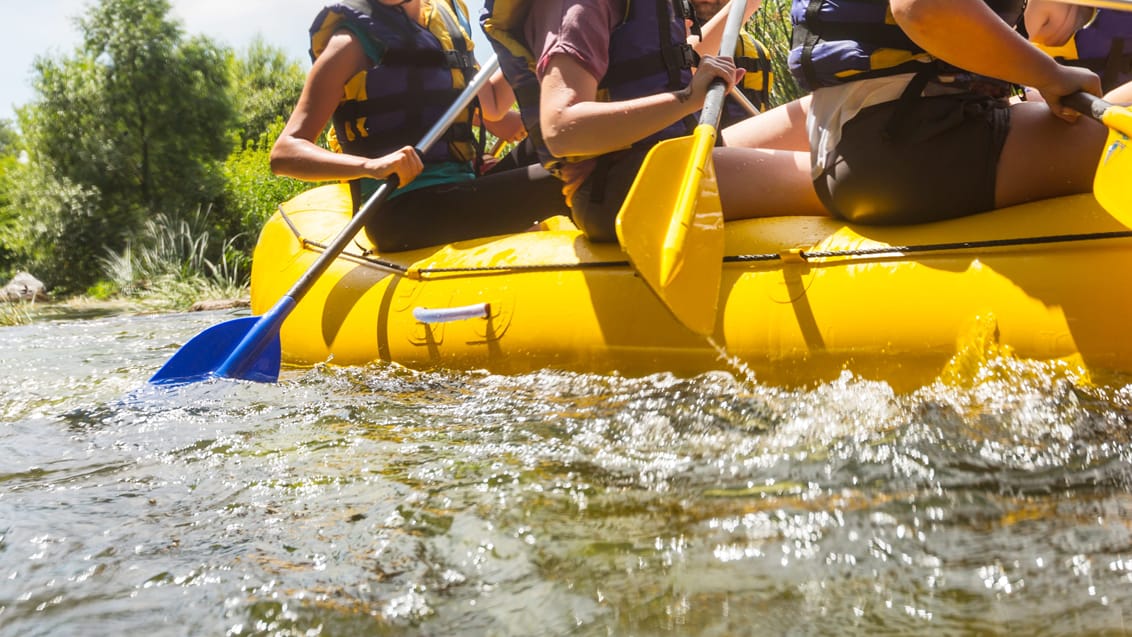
[525,0,622,82]
[524,0,626,198]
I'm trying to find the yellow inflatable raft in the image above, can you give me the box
[250,183,1132,389]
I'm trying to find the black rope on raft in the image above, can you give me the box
[278,201,1132,276]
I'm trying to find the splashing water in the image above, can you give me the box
[2,310,1132,636]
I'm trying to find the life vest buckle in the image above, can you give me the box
[662,43,698,71]
[444,50,478,71]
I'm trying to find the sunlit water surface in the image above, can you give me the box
[3,309,1132,636]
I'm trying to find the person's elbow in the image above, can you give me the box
[541,112,593,158]
[542,126,569,158]
[268,146,284,176]
[889,0,937,35]
[268,138,292,177]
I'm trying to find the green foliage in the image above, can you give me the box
[0,119,20,158]
[2,160,105,295]
[0,299,34,327]
[98,207,248,309]
[221,118,312,254]
[0,135,20,281]
[227,37,306,149]
[12,0,236,294]
[74,0,234,215]
[749,0,805,107]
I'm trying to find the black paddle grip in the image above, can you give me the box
[1062,91,1112,122]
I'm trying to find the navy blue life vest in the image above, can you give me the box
[481,0,698,177]
[788,0,1026,91]
[310,0,480,165]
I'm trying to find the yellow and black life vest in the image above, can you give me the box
[309,0,480,164]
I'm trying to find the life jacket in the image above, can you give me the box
[788,0,1027,92]
[1037,9,1132,92]
[309,0,481,165]
[480,0,698,178]
[720,28,774,125]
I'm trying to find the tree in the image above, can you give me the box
[228,37,306,149]
[14,0,235,292]
[216,38,310,251]
[0,120,23,279]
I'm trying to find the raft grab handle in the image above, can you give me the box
[413,303,491,324]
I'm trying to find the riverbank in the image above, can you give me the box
[0,295,250,326]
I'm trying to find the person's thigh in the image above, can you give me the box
[995,100,1104,209]
[721,94,812,152]
[369,166,567,252]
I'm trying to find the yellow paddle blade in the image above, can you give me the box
[1095,107,1132,225]
[615,125,724,336]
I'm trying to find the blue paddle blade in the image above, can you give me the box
[149,316,281,386]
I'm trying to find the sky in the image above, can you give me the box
[0,0,494,124]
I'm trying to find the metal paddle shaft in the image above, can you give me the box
[149,55,501,385]
[700,0,749,130]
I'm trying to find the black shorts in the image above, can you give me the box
[568,149,650,243]
[364,163,569,252]
[814,92,1011,225]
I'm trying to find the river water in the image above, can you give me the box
[3,308,1132,636]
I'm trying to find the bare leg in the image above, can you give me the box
[722,95,812,151]
[995,100,1104,208]
[714,147,828,219]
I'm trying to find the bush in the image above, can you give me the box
[221,118,313,255]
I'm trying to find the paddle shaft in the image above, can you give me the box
[730,90,760,117]
[281,54,501,304]
[1063,91,1132,136]
[213,55,501,379]
[700,0,750,129]
[1063,91,1109,120]
[658,0,749,281]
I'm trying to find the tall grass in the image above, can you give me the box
[749,0,805,107]
[0,299,34,326]
[98,207,248,310]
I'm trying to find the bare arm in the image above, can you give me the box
[270,31,423,185]
[689,0,762,55]
[539,54,739,157]
[1024,0,1093,47]
[891,0,1100,114]
[478,69,518,121]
